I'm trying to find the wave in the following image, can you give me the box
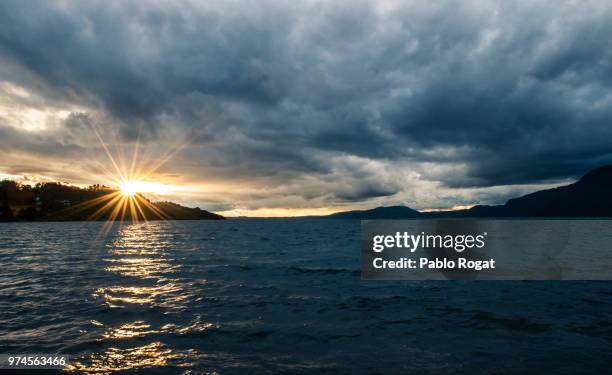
[461,311,552,333]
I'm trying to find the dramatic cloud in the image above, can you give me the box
[1,0,611,214]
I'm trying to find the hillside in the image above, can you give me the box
[326,165,612,219]
[328,205,421,219]
[0,181,224,221]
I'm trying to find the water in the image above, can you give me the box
[0,219,610,374]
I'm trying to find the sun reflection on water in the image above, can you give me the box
[69,342,182,374]
[93,284,183,306]
[102,257,179,280]
[101,321,156,340]
[71,223,213,374]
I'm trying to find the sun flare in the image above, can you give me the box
[119,181,169,197]
[62,128,189,227]
[120,182,139,197]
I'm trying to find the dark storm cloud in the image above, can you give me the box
[0,125,85,158]
[0,0,294,137]
[1,0,612,207]
[334,182,398,201]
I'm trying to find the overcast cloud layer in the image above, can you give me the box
[1,0,611,214]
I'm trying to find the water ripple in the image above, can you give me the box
[1,220,611,373]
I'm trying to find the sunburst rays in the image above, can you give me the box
[60,125,190,231]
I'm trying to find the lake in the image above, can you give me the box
[0,219,610,373]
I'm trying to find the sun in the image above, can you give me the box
[120,181,139,197]
[66,126,187,226]
[119,180,168,197]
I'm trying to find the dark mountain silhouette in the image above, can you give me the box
[0,180,224,221]
[487,165,612,217]
[328,205,420,219]
[327,165,612,219]
[153,201,225,220]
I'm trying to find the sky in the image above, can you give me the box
[1,0,612,216]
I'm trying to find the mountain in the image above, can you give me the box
[44,199,225,221]
[154,201,225,220]
[485,165,612,217]
[328,205,421,219]
[327,165,612,219]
